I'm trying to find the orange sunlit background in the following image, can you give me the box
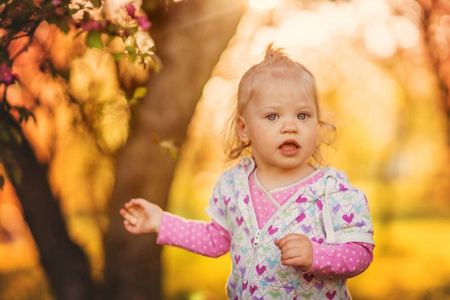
[1,0,449,299]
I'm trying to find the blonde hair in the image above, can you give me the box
[223,44,336,165]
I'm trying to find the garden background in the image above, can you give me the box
[0,0,449,299]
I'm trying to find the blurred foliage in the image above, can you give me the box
[0,0,156,187]
[0,0,449,299]
[0,0,157,298]
[0,268,53,300]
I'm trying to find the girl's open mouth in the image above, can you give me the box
[278,140,300,154]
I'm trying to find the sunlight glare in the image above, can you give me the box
[356,0,390,23]
[277,12,328,48]
[249,0,280,11]
[393,17,420,49]
[364,21,397,58]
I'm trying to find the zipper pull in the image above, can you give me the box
[253,230,261,248]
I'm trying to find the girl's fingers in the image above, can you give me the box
[120,208,137,226]
[119,208,128,218]
[124,202,137,212]
[276,234,310,251]
[123,220,137,233]
[281,257,302,266]
[125,202,144,216]
[275,234,299,246]
[123,201,143,215]
[128,217,137,226]
[130,198,146,207]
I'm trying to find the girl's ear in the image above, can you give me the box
[237,116,250,143]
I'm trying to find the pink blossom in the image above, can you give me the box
[52,0,61,6]
[80,19,104,31]
[136,15,151,30]
[0,63,18,86]
[126,4,136,18]
[126,4,151,30]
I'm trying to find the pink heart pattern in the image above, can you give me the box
[296,212,306,223]
[256,265,266,276]
[342,213,354,224]
[303,273,314,283]
[268,225,278,235]
[296,195,307,203]
[215,162,371,299]
[326,290,337,299]
[234,255,240,264]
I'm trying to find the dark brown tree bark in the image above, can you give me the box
[0,109,94,300]
[418,0,450,115]
[104,0,246,299]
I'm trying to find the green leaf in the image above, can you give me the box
[133,87,147,99]
[159,139,179,159]
[86,31,103,49]
[128,87,147,105]
[58,19,71,34]
[15,106,36,123]
[128,98,138,105]
[4,160,21,187]
[128,51,137,62]
[114,53,124,60]
[0,129,10,142]
[90,0,101,8]
[125,45,136,52]
[47,17,71,34]
[74,30,84,38]
[9,127,22,145]
[150,54,162,72]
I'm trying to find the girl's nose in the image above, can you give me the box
[281,119,298,133]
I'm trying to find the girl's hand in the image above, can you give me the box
[120,198,163,234]
[275,233,313,272]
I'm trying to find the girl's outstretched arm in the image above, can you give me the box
[121,200,231,257]
[157,212,231,257]
[120,198,163,234]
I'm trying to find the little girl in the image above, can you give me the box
[120,45,375,300]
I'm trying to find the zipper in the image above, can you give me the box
[239,164,322,299]
[242,229,262,299]
[253,229,261,248]
[242,172,262,299]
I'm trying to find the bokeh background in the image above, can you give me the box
[0,0,449,299]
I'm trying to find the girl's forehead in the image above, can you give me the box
[238,70,318,111]
[259,70,312,88]
[255,77,314,99]
[246,87,316,112]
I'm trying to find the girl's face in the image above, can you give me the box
[237,78,319,179]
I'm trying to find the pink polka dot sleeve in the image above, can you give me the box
[307,241,374,278]
[156,212,231,257]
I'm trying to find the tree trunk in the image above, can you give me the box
[418,0,450,115]
[103,1,246,299]
[0,110,94,300]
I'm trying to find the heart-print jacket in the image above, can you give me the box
[206,157,374,300]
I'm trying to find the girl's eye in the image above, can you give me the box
[297,113,308,120]
[267,114,278,121]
